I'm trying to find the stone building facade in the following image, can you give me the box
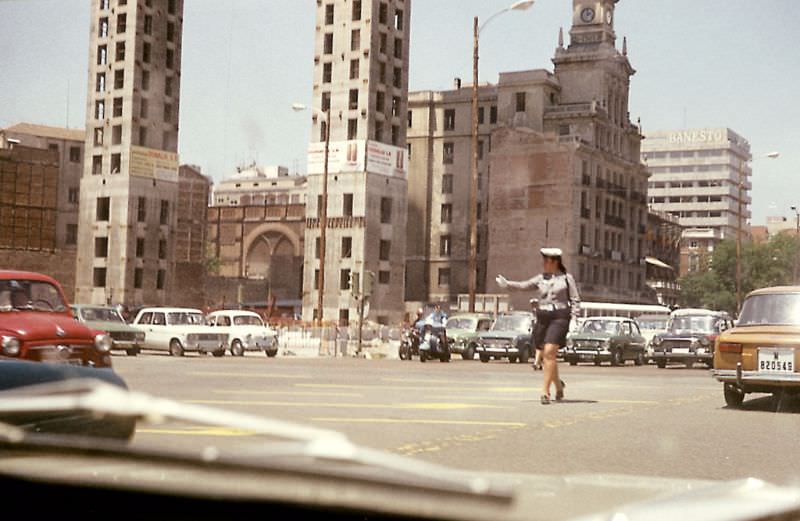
[75,0,184,306]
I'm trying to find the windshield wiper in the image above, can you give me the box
[0,379,514,501]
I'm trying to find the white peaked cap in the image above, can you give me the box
[540,247,563,257]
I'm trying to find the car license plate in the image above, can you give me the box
[758,348,795,373]
[672,348,690,354]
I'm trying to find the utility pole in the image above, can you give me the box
[468,16,480,313]
[736,160,744,312]
[792,206,800,284]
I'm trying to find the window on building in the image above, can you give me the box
[340,269,351,291]
[167,21,175,42]
[380,197,392,223]
[395,9,404,30]
[163,103,172,123]
[391,125,399,146]
[393,67,402,88]
[324,3,335,24]
[160,200,169,225]
[442,174,453,194]
[100,0,109,9]
[441,204,452,224]
[351,29,360,51]
[94,237,109,258]
[115,41,125,61]
[379,240,391,261]
[156,270,166,290]
[144,14,153,34]
[113,69,124,89]
[166,49,174,69]
[347,119,357,140]
[394,38,403,59]
[110,153,121,174]
[66,224,78,245]
[438,268,451,287]
[341,237,352,258]
[69,146,81,163]
[93,268,107,288]
[67,187,80,205]
[99,17,109,38]
[407,110,412,128]
[98,44,108,65]
[165,76,173,97]
[95,100,105,121]
[407,143,412,159]
[478,140,484,160]
[96,72,105,93]
[136,237,145,257]
[444,109,456,131]
[323,33,333,54]
[391,96,401,117]
[379,271,390,284]
[96,197,110,221]
[478,106,485,124]
[443,142,454,164]
[134,268,143,289]
[490,105,498,124]
[116,13,126,33]
[379,3,388,24]
[112,125,122,145]
[319,121,328,142]
[167,0,176,15]
[113,97,123,117]
[349,89,359,110]
[375,90,385,112]
[143,42,151,63]
[352,0,361,20]
[349,59,359,79]
[92,155,102,175]
[336,194,352,219]
[158,239,167,259]
[515,92,526,112]
[314,237,321,259]
[142,70,150,90]
[440,235,451,256]
[323,62,332,83]
[379,62,386,82]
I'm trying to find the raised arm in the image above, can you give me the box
[496,274,542,291]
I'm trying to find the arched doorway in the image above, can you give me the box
[243,224,303,301]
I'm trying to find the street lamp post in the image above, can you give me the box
[735,151,779,312]
[292,103,331,326]
[468,0,535,313]
[792,206,800,284]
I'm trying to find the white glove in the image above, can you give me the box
[496,275,509,288]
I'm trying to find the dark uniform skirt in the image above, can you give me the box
[534,308,572,349]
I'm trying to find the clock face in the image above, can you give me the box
[581,7,595,23]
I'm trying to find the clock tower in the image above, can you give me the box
[569,0,618,47]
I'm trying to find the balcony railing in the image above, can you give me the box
[605,215,626,229]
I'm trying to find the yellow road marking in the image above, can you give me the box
[310,418,526,427]
[187,371,312,379]
[213,389,364,398]
[137,427,254,437]
[187,399,508,410]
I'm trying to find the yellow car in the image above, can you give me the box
[713,286,800,407]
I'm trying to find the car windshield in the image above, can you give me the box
[233,315,264,326]
[446,318,476,330]
[580,320,620,335]
[637,319,668,330]
[668,315,716,334]
[0,280,67,312]
[738,294,800,326]
[79,307,124,323]
[167,312,205,325]
[492,316,529,332]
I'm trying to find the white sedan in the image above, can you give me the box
[131,307,228,357]
[206,310,279,357]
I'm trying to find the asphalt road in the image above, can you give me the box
[112,352,800,486]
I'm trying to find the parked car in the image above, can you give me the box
[130,307,228,357]
[636,313,670,360]
[0,271,112,368]
[445,313,493,360]
[475,311,534,364]
[72,304,145,356]
[565,316,647,366]
[713,286,800,408]
[650,308,733,368]
[206,310,278,357]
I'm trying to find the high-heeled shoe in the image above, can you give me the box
[540,394,551,405]
[556,380,566,401]
[532,363,543,371]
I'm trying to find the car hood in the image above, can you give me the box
[480,330,526,340]
[83,320,139,334]
[659,331,711,340]
[0,311,95,342]
[226,326,277,337]
[571,332,613,342]
[447,328,476,339]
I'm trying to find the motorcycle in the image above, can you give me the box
[398,326,420,361]
[419,324,450,363]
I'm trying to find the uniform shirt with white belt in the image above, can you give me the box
[506,273,581,318]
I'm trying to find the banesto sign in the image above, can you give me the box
[667,129,727,145]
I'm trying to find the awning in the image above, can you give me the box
[645,257,674,270]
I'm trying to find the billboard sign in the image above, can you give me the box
[129,146,179,182]
[307,140,407,178]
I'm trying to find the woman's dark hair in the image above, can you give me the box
[557,258,567,274]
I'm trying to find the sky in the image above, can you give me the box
[0,0,798,225]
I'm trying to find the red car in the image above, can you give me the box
[0,270,113,368]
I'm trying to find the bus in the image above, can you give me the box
[577,302,671,320]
